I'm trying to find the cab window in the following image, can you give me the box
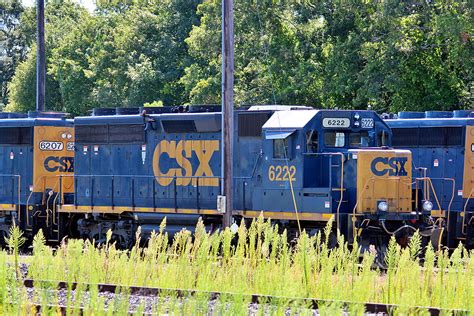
[306,130,318,153]
[324,132,345,148]
[377,130,388,146]
[349,131,370,147]
[273,138,288,159]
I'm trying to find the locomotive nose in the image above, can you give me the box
[353,149,412,214]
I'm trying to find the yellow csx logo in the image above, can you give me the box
[152,140,219,187]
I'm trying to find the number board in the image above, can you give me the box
[361,118,374,128]
[39,141,64,151]
[322,118,350,128]
[67,142,75,151]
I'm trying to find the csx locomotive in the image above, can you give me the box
[0,106,450,250]
[0,111,74,242]
[386,110,474,248]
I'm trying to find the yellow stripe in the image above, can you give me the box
[59,205,221,215]
[59,205,334,221]
[431,210,445,217]
[235,210,334,221]
[0,204,16,211]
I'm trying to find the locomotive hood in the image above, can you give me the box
[348,149,412,214]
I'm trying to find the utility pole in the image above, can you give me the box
[221,0,234,228]
[36,0,45,112]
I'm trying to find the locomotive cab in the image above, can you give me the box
[251,109,425,244]
[0,112,74,242]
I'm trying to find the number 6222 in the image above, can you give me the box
[268,165,296,182]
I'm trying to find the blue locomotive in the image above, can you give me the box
[386,110,474,248]
[0,105,446,250]
[58,105,429,250]
[0,111,74,242]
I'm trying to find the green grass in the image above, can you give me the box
[1,216,473,315]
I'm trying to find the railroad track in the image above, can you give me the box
[21,279,468,315]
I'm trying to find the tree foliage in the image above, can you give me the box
[0,0,25,109]
[6,0,88,112]
[4,0,473,114]
[184,0,472,111]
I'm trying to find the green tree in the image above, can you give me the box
[183,0,473,111]
[0,0,25,109]
[50,0,200,115]
[6,0,88,113]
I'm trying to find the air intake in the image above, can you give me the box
[425,111,453,118]
[188,105,220,113]
[453,110,473,118]
[139,106,174,114]
[92,108,116,116]
[28,111,67,119]
[398,112,425,119]
[116,107,139,115]
[0,112,28,119]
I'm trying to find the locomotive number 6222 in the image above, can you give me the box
[268,165,296,182]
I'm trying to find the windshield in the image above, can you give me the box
[324,132,345,147]
[349,132,370,147]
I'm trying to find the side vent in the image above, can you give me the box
[238,112,271,137]
[162,120,197,133]
[75,125,108,144]
[0,127,33,144]
[75,124,145,144]
[392,127,463,147]
[109,124,145,143]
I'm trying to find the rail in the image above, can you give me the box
[21,278,466,315]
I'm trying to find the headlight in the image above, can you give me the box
[423,201,433,212]
[377,201,388,212]
[230,222,239,234]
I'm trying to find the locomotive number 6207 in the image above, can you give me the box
[39,141,64,151]
[268,165,296,182]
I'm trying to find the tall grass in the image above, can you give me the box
[1,215,473,314]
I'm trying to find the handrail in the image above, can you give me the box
[302,152,345,230]
[462,189,473,235]
[414,177,455,232]
[351,176,412,241]
[42,174,247,214]
[352,176,412,214]
[26,176,44,227]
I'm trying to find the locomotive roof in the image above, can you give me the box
[263,110,318,129]
[0,117,73,127]
[386,117,474,128]
[74,112,221,125]
[263,109,387,130]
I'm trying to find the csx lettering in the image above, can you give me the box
[370,157,408,176]
[44,156,74,172]
[152,140,219,187]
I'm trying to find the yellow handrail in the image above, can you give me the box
[462,189,473,235]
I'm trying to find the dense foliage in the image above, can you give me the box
[2,0,473,114]
[0,0,25,109]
